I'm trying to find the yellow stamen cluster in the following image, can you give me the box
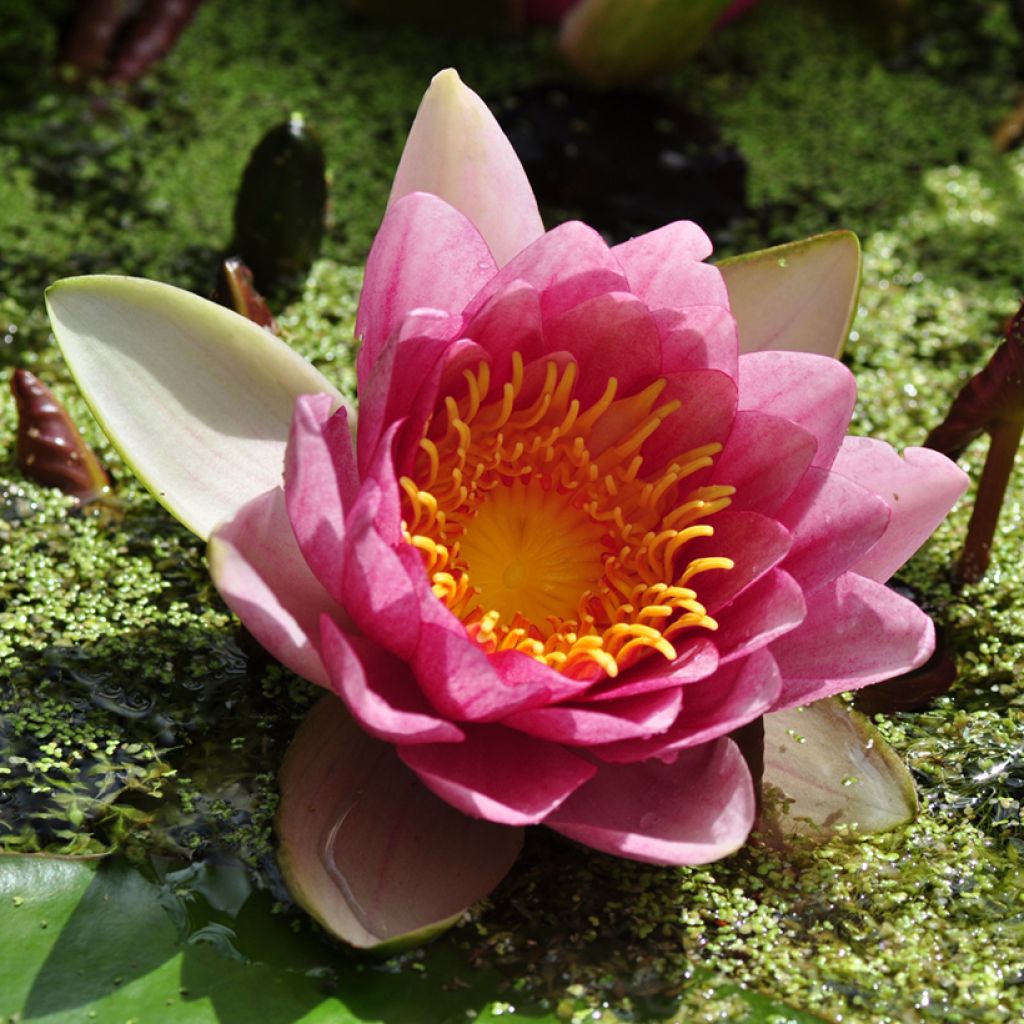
[400,353,734,680]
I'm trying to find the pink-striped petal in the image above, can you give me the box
[709,410,817,514]
[737,350,856,469]
[504,687,682,745]
[356,192,495,376]
[613,221,729,310]
[208,488,347,688]
[543,291,662,405]
[388,69,544,268]
[714,568,806,663]
[590,649,781,763]
[655,304,739,377]
[776,466,890,593]
[545,737,755,865]
[320,617,464,746]
[771,571,934,710]
[461,220,628,324]
[399,725,597,826]
[284,395,357,604]
[831,437,969,583]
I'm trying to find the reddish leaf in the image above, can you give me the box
[212,258,279,333]
[12,369,111,505]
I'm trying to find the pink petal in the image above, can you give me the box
[342,481,423,661]
[590,649,781,764]
[655,305,739,377]
[461,220,629,324]
[714,568,806,663]
[504,687,682,745]
[461,278,545,385]
[208,488,347,688]
[777,466,890,593]
[613,221,729,310]
[543,291,662,405]
[584,636,719,700]
[355,311,455,476]
[771,571,934,710]
[830,438,969,582]
[684,509,792,615]
[356,192,496,375]
[284,395,358,604]
[320,617,464,745]
[278,695,522,949]
[640,368,738,474]
[545,737,755,865]
[399,725,597,826]
[709,410,817,514]
[388,69,544,268]
[737,351,856,469]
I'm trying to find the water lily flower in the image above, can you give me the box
[46,69,967,949]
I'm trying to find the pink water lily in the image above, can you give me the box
[46,70,967,949]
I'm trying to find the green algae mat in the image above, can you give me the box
[2,1,1024,1022]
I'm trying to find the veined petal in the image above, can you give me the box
[356,193,494,376]
[388,68,544,268]
[278,696,523,950]
[762,698,918,835]
[718,231,861,358]
[545,737,755,865]
[208,488,346,689]
[831,437,969,583]
[45,276,343,541]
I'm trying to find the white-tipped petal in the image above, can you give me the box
[46,275,345,540]
[388,68,544,268]
[719,230,861,358]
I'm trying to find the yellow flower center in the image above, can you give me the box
[400,353,734,680]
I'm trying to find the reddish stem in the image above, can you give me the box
[957,417,1024,584]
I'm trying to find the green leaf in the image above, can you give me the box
[277,696,524,951]
[46,275,346,541]
[718,231,862,359]
[761,698,918,835]
[0,855,827,1023]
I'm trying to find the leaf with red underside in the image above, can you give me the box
[212,258,279,333]
[11,369,112,506]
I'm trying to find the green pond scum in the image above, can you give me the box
[2,0,1024,1021]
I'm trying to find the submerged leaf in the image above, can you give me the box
[761,698,917,836]
[718,231,861,358]
[277,696,523,950]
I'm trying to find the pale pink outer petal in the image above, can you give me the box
[776,467,890,594]
[613,222,729,310]
[737,351,856,469]
[544,737,755,865]
[278,695,522,949]
[830,437,969,583]
[355,192,496,376]
[388,68,544,268]
[320,617,464,746]
[503,687,683,745]
[709,410,817,514]
[284,395,357,605]
[770,571,934,710]
[590,650,781,764]
[208,488,348,689]
[398,725,597,826]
